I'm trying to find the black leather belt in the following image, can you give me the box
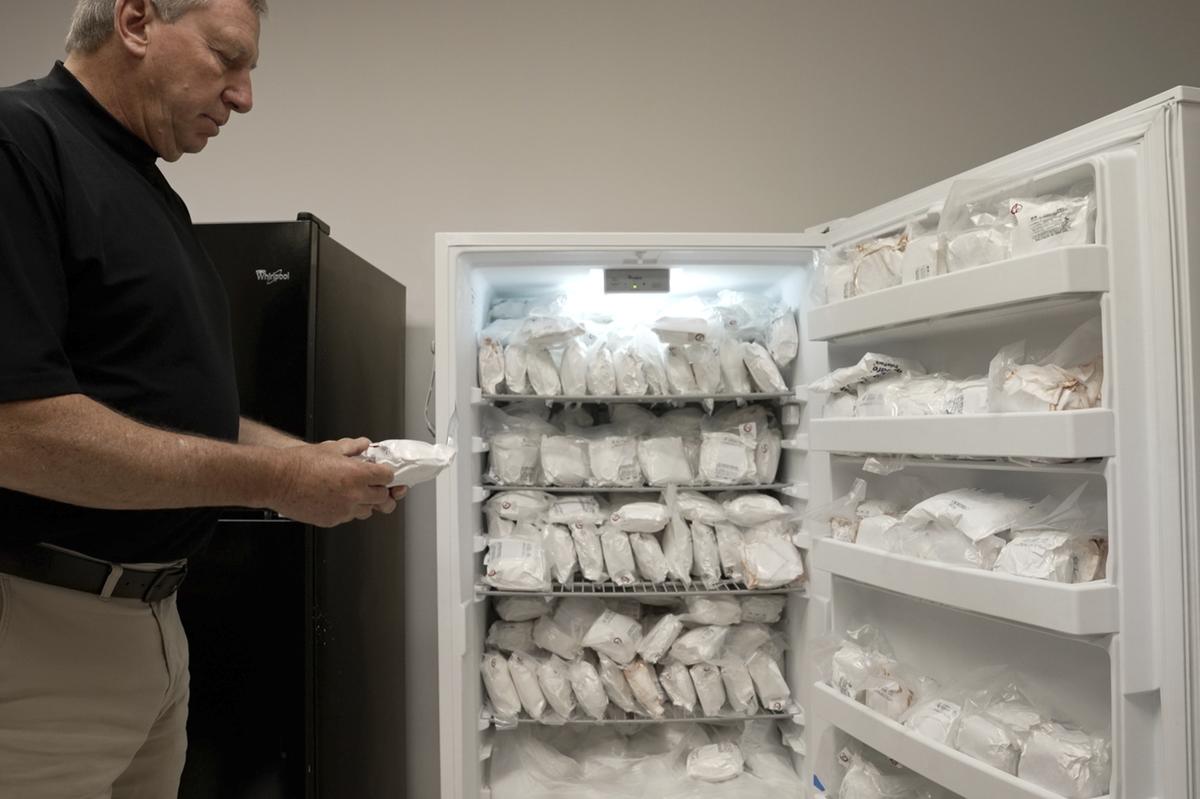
[0,543,187,602]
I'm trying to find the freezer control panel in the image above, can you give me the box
[604,267,670,293]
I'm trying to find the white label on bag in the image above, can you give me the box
[712,442,751,481]
[488,538,534,570]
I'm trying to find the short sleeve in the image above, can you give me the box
[0,140,79,401]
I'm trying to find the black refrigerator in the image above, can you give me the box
[178,214,406,799]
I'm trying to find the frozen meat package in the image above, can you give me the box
[359,439,456,487]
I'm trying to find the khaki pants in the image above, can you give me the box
[0,571,189,799]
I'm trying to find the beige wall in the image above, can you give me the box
[5,2,1200,796]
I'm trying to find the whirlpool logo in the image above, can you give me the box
[255,269,290,285]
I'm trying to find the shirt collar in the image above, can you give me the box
[40,61,159,168]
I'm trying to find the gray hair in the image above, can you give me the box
[66,0,268,54]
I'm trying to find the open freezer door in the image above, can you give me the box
[432,232,830,799]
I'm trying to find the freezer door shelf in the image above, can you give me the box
[812,539,1118,636]
[806,244,1110,342]
[809,408,1115,459]
[811,683,1110,799]
[476,578,806,598]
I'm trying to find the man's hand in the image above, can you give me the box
[267,438,400,527]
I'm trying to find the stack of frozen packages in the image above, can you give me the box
[818,626,1111,798]
[834,745,957,799]
[477,291,798,398]
[489,720,804,799]
[481,594,799,724]
[815,480,1107,583]
[482,489,806,591]
[812,181,1095,306]
[481,403,784,487]
[814,318,1103,419]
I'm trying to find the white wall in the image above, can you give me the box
[6,2,1200,796]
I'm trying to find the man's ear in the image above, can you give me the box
[113,0,158,59]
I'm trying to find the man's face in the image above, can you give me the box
[142,0,260,161]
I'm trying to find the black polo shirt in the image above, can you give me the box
[0,63,241,563]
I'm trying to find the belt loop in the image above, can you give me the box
[99,564,124,600]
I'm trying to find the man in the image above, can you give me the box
[0,0,404,796]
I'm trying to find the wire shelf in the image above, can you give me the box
[479,483,792,495]
[479,391,794,405]
[490,710,796,729]
[477,578,806,598]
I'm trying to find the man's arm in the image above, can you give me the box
[0,394,398,527]
[239,416,305,449]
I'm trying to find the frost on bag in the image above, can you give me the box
[740,594,785,624]
[899,214,944,285]
[483,410,557,486]
[721,659,759,715]
[723,623,772,660]
[742,521,805,589]
[517,315,585,348]
[540,435,590,486]
[690,521,722,588]
[527,347,562,396]
[559,339,589,396]
[623,659,666,717]
[547,495,605,525]
[478,336,505,394]
[669,625,730,666]
[660,661,699,713]
[723,494,791,527]
[687,742,744,783]
[567,657,609,721]
[630,533,670,584]
[747,649,792,712]
[742,342,788,394]
[481,651,523,721]
[533,614,583,660]
[502,343,532,395]
[585,342,618,396]
[553,598,603,647]
[849,232,904,296]
[570,522,607,582]
[507,651,547,720]
[600,526,637,586]
[810,353,926,395]
[585,429,642,487]
[682,595,742,626]
[612,344,648,397]
[902,488,1033,543]
[718,337,752,394]
[495,595,554,622]
[766,309,798,369]
[685,342,724,395]
[665,345,699,394]
[715,522,747,582]
[638,614,684,664]
[677,490,727,524]
[821,624,895,702]
[485,537,551,591]
[359,439,456,487]
[838,750,940,799]
[597,653,640,714]
[1018,722,1111,798]
[638,437,694,486]
[691,663,727,717]
[486,620,536,653]
[537,655,577,719]
[543,523,579,584]
[994,484,1105,582]
[988,318,1103,413]
[662,510,694,584]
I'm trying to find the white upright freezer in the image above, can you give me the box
[434,87,1200,799]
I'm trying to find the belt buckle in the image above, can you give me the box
[143,563,188,602]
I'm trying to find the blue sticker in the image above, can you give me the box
[813,774,826,791]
